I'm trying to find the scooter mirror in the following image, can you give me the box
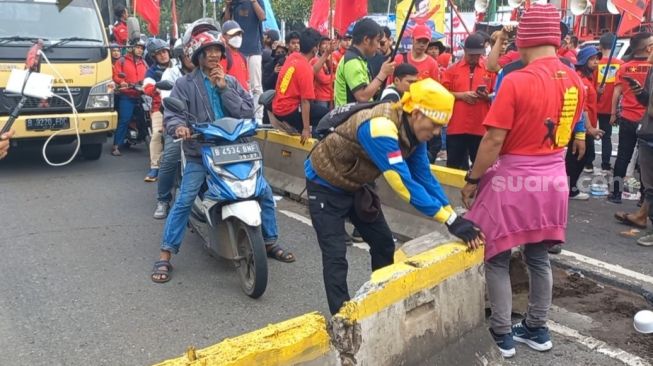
[163,97,187,114]
[156,80,174,90]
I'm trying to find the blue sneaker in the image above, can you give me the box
[512,320,553,352]
[144,168,159,182]
[489,329,516,358]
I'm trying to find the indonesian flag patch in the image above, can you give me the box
[387,151,403,165]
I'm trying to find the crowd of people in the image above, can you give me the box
[13,1,637,360]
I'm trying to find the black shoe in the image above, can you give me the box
[547,244,562,254]
[607,193,622,204]
[351,228,364,243]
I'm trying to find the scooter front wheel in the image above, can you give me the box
[234,220,268,299]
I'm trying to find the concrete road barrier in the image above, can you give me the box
[255,131,466,240]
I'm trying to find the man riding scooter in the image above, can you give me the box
[151,29,295,283]
[143,39,174,182]
[112,37,148,156]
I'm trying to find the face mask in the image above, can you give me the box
[228,36,243,49]
[486,45,491,55]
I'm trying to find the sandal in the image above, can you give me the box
[111,148,121,156]
[151,260,173,283]
[266,244,296,263]
[614,212,647,229]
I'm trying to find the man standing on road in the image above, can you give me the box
[441,33,495,170]
[393,24,440,82]
[305,79,484,315]
[223,0,266,118]
[151,30,294,283]
[608,32,653,204]
[221,21,251,92]
[461,4,586,358]
[333,18,395,107]
[111,4,129,47]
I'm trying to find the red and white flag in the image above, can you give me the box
[334,0,367,36]
[308,0,330,36]
[387,151,403,165]
[134,0,161,36]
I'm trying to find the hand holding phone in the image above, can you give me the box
[476,85,487,94]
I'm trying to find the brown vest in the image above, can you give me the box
[311,103,417,192]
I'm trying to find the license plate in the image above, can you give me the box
[25,117,70,131]
[212,142,262,165]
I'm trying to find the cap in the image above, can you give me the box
[401,79,455,126]
[576,46,602,66]
[412,25,432,41]
[344,22,355,38]
[464,33,486,55]
[516,4,561,49]
[265,29,280,42]
[222,20,243,36]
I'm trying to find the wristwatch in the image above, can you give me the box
[465,171,481,185]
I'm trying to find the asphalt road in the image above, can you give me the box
[0,142,651,366]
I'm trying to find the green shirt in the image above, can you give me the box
[334,47,372,106]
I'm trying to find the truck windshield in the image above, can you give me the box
[0,0,104,45]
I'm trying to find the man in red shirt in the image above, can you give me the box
[220,21,250,92]
[393,24,439,82]
[310,36,335,109]
[595,32,624,172]
[441,33,495,170]
[111,4,129,47]
[272,28,329,143]
[609,32,653,203]
[332,25,353,67]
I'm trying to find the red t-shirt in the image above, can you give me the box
[272,52,316,116]
[332,47,346,68]
[393,53,440,82]
[498,51,520,68]
[615,58,651,122]
[595,58,624,114]
[484,57,585,156]
[220,49,250,92]
[558,48,578,65]
[578,72,598,128]
[441,58,495,136]
[113,21,128,46]
[310,56,334,103]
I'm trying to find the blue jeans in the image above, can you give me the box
[441,126,447,150]
[161,161,279,254]
[157,135,181,203]
[114,95,142,146]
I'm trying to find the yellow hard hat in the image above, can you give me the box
[400,78,455,126]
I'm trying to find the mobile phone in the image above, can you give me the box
[476,85,487,94]
[623,76,641,88]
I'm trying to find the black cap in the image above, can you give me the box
[464,33,486,55]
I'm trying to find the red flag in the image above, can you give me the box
[617,11,644,36]
[611,0,648,18]
[171,0,179,39]
[334,0,367,36]
[309,0,330,36]
[134,0,160,36]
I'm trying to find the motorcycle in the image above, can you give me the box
[162,96,269,298]
[116,73,152,147]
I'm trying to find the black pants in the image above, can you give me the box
[446,134,482,170]
[427,134,443,163]
[306,180,395,315]
[598,113,613,169]
[274,102,330,133]
[584,130,596,169]
[566,136,586,196]
[612,118,640,195]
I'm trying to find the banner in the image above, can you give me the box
[617,11,645,36]
[262,0,280,32]
[396,0,445,49]
[309,0,330,35]
[334,0,366,36]
[611,0,649,18]
[134,0,160,35]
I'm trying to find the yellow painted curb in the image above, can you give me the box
[335,243,483,323]
[153,312,330,366]
[256,130,466,187]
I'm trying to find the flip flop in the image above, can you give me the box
[614,212,647,229]
[151,260,173,283]
[266,244,296,263]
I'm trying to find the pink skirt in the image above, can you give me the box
[465,152,569,260]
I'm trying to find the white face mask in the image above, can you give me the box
[486,45,491,56]
[228,36,243,49]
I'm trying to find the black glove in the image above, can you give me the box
[446,216,481,244]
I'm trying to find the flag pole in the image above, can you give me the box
[598,14,623,99]
[329,0,334,39]
[391,0,418,60]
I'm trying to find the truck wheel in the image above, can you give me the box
[80,144,102,160]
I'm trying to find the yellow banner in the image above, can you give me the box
[396,0,445,44]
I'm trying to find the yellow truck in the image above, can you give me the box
[0,0,117,160]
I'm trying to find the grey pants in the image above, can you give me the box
[639,141,653,224]
[485,243,552,335]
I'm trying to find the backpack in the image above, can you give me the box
[315,100,389,139]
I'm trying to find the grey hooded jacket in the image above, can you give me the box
[163,68,254,159]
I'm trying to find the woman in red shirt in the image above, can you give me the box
[310,37,335,109]
[567,46,605,199]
